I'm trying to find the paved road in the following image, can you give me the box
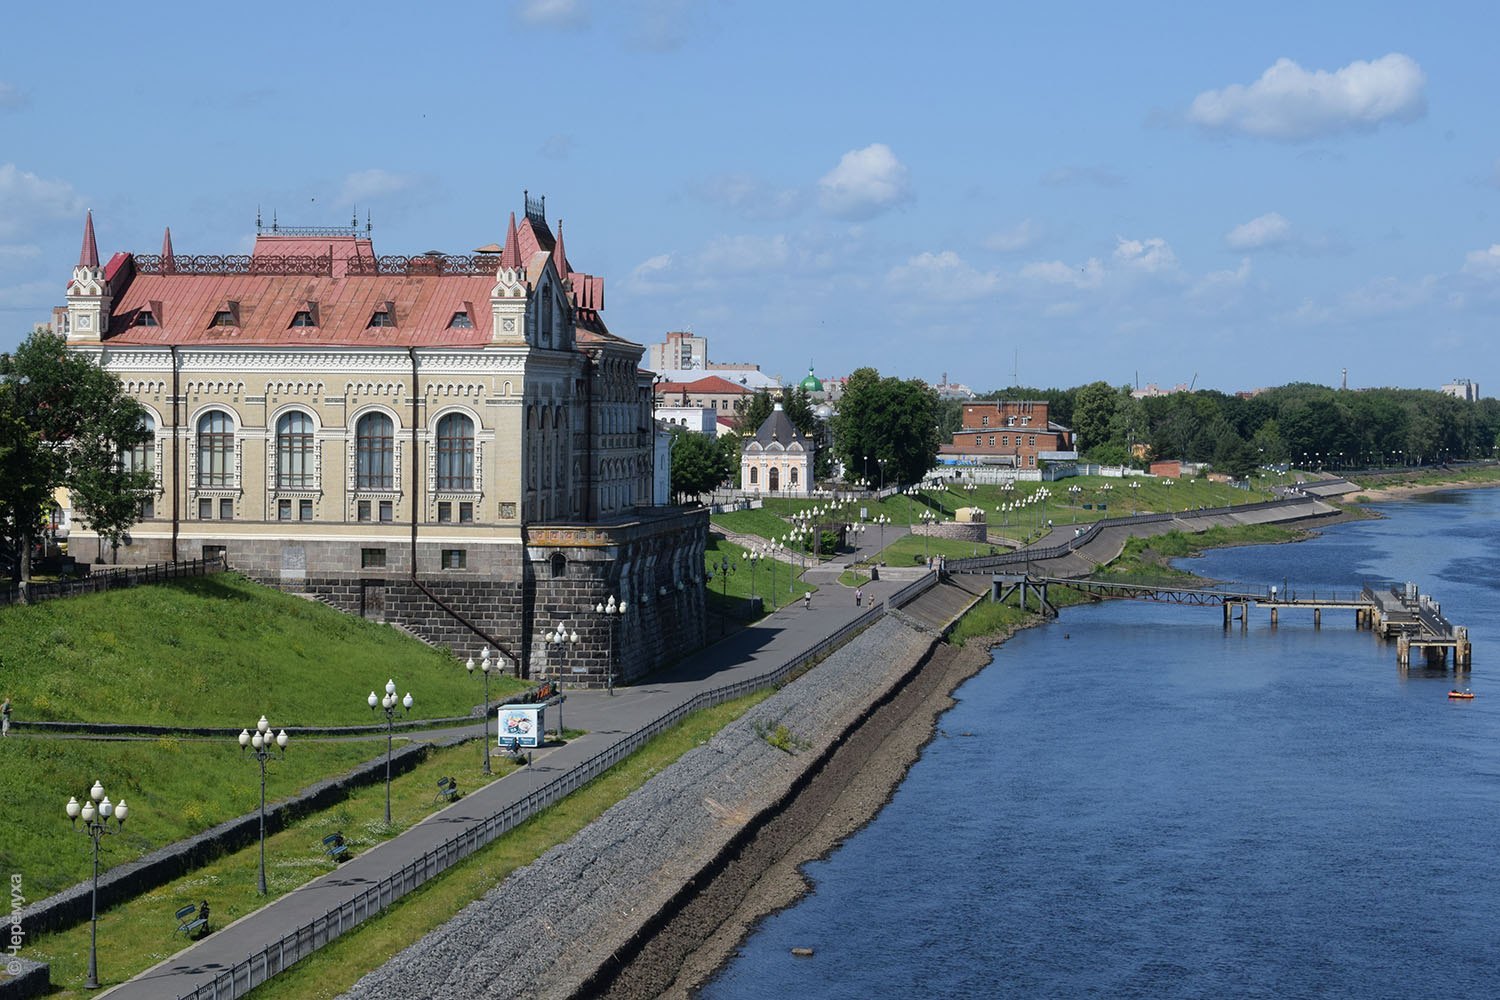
[97,528,930,999]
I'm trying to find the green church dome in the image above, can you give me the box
[799,366,824,393]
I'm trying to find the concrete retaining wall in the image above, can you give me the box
[343,614,942,999]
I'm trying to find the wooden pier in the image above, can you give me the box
[987,574,1472,670]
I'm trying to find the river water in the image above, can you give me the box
[703,491,1500,999]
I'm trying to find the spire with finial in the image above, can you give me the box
[78,210,99,268]
[551,218,568,278]
[499,211,522,270]
[161,226,175,273]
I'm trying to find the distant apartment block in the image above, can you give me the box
[1441,378,1480,402]
[648,330,708,372]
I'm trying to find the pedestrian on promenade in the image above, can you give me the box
[855,587,863,607]
[803,591,812,611]
[1,695,10,737]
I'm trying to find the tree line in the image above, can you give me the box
[955,380,1500,478]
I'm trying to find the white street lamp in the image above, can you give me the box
[369,681,412,825]
[67,780,130,989]
[238,715,288,894]
[595,595,628,695]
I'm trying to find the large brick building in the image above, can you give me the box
[939,400,1075,469]
[60,197,705,686]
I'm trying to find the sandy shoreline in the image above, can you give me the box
[1342,476,1500,503]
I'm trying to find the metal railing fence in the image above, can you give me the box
[172,572,939,999]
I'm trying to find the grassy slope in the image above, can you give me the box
[0,737,386,899]
[705,537,812,614]
[0,573,528,728]
[28,739,529,997]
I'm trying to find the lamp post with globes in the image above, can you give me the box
[66,780,129,990]
[595,595,627,695]
[237,716,288,895]
[546,623,579,681]
[741,548,760,603]
[466,648,496,775]
[368,680,413,825]
[919,509,937,563]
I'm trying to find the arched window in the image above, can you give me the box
[196,410,234,487]
[436,413,474,490]
[790,466,800,486]
[749,466,758,486]
[123,414,155,477]
[356,413,395,490]
[276,411,315,489]
[550,553,566,578]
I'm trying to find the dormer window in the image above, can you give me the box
[448,311,474,329]
[210,310,236,327]
[133,310,159,327]
[290,310,316,328]
[368,310,395,328]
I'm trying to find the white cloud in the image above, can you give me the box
[1113,236,1178,274]
[696,174,804,220]
[984,219,1042,253]
[515,0,589,28]
[1226,212,1292,250]
[1187,54,1426,141]
[631,253,674,283]
[337,169,418,206]
[627,0,695,51]
[886,251,1000,301]
[0,83,25,111]
[1462,244,1500,279]
[1191,258,1253,298]
[818,143,912,220]
[1020,258,1105,290]
[0,164,86,240]
[698,234,790,274]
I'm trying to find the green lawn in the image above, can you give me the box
[0,736,386,899]
[26,738,528,997]
[875,534,1001,566]
[705,537,812,616]
[0,573,528,728]
[245,689,776,1000]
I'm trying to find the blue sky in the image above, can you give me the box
[2,0,1497,394]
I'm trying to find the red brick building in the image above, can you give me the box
[939,400,1074,469]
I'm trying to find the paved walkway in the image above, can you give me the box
[97,529,927,999]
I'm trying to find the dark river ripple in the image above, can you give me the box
[703,491,1500,999]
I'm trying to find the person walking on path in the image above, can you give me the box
[2,695,11,737]
[803,591,812,612]
[855,587,863,607]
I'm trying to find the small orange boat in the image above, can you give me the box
[1448,690,1475,700]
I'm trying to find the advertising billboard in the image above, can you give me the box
[497,704,545,749]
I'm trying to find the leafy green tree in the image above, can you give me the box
[1072,380,1116,454]
[733,390,775,435]
[833,368,940,486]
[1,331,151,587]
[668,427,735,501]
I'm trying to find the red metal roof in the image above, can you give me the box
[654,375,755,395]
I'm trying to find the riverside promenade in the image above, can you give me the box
[96,531,923,1000]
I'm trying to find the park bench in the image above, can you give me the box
[322,831,350,862]
[174,903,208,938]
[435,776,460,803]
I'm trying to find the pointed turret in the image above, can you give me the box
[67,211,109,343]
[78,210,99,268]
[161,226,176,272]
[499,212,522,270]
[551,219,569,279]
